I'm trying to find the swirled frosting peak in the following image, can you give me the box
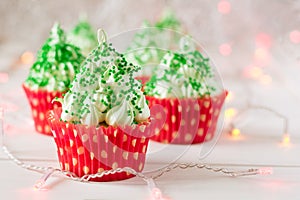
[125,9,182,69]
[144,39,215,98]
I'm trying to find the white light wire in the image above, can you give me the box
[0,107,271,200]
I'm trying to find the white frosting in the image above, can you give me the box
[59,41,150,127]
[105,99,134,127]
[24,23,83,92]
[134,94,150,121]
[145,50,214,98]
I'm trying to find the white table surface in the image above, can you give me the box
[1,58,300,200]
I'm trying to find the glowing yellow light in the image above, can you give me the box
[21,51,34,64]
[225,108,236,118]
[259,74,272,85]
[255,48,268,59]
[245,67,263,79]
[231,128,241,137]
[282,134,290,145]
[254,48,270,67]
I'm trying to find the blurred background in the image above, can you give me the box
[1,0,300,71]
[1,0,300,136]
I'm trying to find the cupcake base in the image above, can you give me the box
[23,84,63,136]
[47,108,153,182]
[146,91,227,144]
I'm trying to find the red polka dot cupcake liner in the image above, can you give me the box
[146,91,227,144]
[23,84,63,136]
[47,107,160,182]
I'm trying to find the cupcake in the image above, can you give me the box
[47,30,158,182]
[23,23,84,136]
[144,42,227,144]
[68,18,98,57]
[125,9,183,85]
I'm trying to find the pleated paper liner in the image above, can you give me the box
[22,84,63,136]
[146,91,227,144]
[47,107,163,182]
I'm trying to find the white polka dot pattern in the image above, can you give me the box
[48,107,152,182]
[146,91,227,144]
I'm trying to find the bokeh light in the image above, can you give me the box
[244,66,263,79]
[0,72,9,83]
[259,74,272,85]
[218,0,231,14]
[219,43,232,56]
[231,128,241,137]
[289,30,300,44]
[255,33,272,49]
[282,133,290,145]
[21,51,34,64]
[225,108,237,118]
[254,48,270,67]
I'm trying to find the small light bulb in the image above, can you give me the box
[34,179,46,190]
[282,133,290,145]
[152,188,163,200]
[258,167,273,175]
[33,169,56,191]
[231,128,241,137]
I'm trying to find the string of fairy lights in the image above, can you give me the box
[1,105,273,200]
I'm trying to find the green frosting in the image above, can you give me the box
[125,9,182,69]
[144,45,216,98]
[24,23,84,92]
[68,19,98,56]
[155,9,182,30]
[58,31,150,127]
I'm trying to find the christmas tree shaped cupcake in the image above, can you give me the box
[47,30,159,182]
[68,18,98,56]
[23,23,84,136]
[125,9,183,84]
[144,37,227,144]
